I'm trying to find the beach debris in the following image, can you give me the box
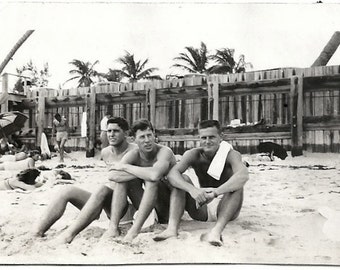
[69,165,95,169]
[55,164,66,169]
[37,165,52,171]
[254,164,336,170]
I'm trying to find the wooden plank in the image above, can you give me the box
[324,130,331,152]
[212,81,219,120]
[305,130,313,152]
[314,130,324,152]
[158,132,291,142]
[149,88,156,126]
[332,130,340,152]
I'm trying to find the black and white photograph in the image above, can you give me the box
[0,0,340,267]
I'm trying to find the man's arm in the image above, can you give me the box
[212,150,249,197]
[110,147,174,183]
[167,149,209,205]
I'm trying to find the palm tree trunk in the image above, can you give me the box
[0,30,35,75]
[312,31,340,67]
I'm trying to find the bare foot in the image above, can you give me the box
[49,233,73,246]
[123,231,138,243]
[200,232,223,247]
[153,229,178,242]
[102,227,121,240]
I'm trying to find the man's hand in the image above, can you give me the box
[107,162,125,171]
[195,188,218,208]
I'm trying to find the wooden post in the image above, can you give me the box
[36,88,46,147]
[1,73,9,113]
[290,76,303,156]
[85,87,96,157]
[149,87,156,126]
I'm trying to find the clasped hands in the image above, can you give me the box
[190,187,217,209]
[107,162,126,171]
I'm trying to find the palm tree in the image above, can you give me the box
[113,51,161,82]
[172,42,210,74]
[210,48,253,74]
[65,59,99,87]
[0,30,35,75]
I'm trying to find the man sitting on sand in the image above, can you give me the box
[106,118,176,242]
[153,120,249,246]
[34,117,137,239]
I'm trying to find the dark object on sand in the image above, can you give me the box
[56,170,72,180]
[0,111,28,139]
[55,164,66,169]
[16,168,41,185]
[37,165,51,171]
[258,142,288,161]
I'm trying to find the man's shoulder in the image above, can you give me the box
[184,147,202,157]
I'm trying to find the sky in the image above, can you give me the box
[1,0,340,89]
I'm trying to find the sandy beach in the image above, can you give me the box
[0,150,339,266]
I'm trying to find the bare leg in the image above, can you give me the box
[153,186,185,241]
[59,138,67,163]
[153,175,206,242]
[56,185,113,244]
[34,186,91,237]
[107,182,129,238]
[124,181,158,242]
[200,188,243,247]
[154,181,170,224]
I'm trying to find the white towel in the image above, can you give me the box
[40,132,51,157]
[81,112,87,137]
[207,141,233,180]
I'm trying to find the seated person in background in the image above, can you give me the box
[0,151,28,163]
[154,120,249,247]
[0,150,40,171]
[0,168,43,191]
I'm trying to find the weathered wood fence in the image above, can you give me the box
[5,65,340,155]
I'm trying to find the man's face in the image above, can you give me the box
[107,123,126,146]
[134,127,156,153]
[199,126,222,155]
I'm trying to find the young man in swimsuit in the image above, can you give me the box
[106,119,176,242]
[52,113,68,163]
[153,120,249,246]
[34,117,137,240]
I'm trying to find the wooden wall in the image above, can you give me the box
[11,65,340,155]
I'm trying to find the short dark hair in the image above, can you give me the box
[198,120,221,133]
[130,119,154,137]
[16,168,41,185]
[107,117,129,131]
[28,149,41,157]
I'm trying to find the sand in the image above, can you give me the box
[0,150,339,266]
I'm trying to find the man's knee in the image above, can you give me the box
[59,186,80,199]
[92,185,112,201]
